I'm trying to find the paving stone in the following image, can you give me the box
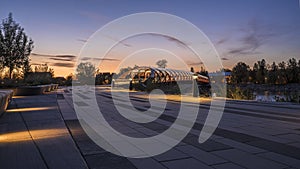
[175,145,227,165]
[176,141,187,146]
[142,122,168,131]
[183,135,233,152]
[162,158,213,169]
[0,122,31,141]
[288,142,300,148]
[129,129,151,137]
[57,100,78,120]
[21,110,62,122]
[246,140,300,160]
[153,148,190,162]
[26,120,69,139]
[75,139,107,155]
[65,120,92,141]
[209,134,224,140]
[212,149,287,169]
[275,134,300,143]
[74,101,89,107]
[0,140,47,169]
[212,162,246,169]
[257,152,300,168]
[0,111,23,124]
[134,127,159,136]
[85,152,136,169]
[129,158,167,169]
[34,135,88,169]
[214,128,259,143]
[114,126,139,134]
[252,133,296,144]
[3,88,300,169]
[239,125,290,136]
[214,138,267,154]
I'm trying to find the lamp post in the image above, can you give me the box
[192,75,198,97]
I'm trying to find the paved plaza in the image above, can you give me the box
[1,86,300,169]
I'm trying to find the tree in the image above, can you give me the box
[287,58,298,83]
[198,66,208,77]
[278,61,287,84]
[190,67,194,73]
[231,62,250,84]
[156,59,167,68]
[0,13,34,79]
[256,59,267,84]
[76,62,96,84]
[35,63,49,72]
[34,63,54,77]
[250,63,259,83]
[65,73,74,86]
[117,65,139,78]
[298,60,300,83]
[267,62,279,84]
[49,68,54,78]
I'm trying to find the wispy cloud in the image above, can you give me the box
[187,61,203,66]
[31,53,53,57]
[187,58,228,66]
[52,55,76,60]
[31,53,76,68]
[216,37,229,45]
[31,53,76,61]
[221,57,229,60]
[227,19,275,55]
[80,57,91,61]
[77,39,88,43]
[147,33,190,48]
[49,57,74,61]
[80,57,119,61]
[50,62,75,68]
[99,32,190,48]
[101,33,132,47]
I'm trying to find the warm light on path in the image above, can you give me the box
[6,107,57,113]
[0,129,68,143]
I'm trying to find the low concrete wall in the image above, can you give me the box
[0,90,13,117]
[14,84,59,96]
[15,86,45,96]
[40,84,59,92]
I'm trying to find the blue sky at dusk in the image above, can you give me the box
[1,0,300,77]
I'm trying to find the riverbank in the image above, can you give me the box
[227,83,300,103]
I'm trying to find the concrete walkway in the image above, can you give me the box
[0,93,88,169]
[1,87,300,169]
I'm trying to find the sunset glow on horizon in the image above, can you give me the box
[1,0,300,77]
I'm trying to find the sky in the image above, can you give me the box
[1,0,300,77]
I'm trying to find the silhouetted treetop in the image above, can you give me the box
[0,13,34,79]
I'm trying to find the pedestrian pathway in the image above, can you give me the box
[0,87,300,169]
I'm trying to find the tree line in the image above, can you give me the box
[230,58,300,84]
[0,13,33,79]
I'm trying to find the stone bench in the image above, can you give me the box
[0,90,13,117]
[14,84,59,96]
[39,84,59,92]
[15,86,45,96]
